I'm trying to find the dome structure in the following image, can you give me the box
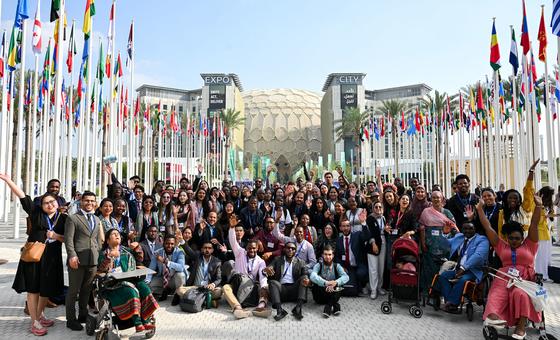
[242,89,322,182]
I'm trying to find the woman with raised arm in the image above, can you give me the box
[0,174,66,336]
[478,194,542,340]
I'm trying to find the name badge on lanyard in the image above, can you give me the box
[508,248,520,277]
[431,229,440,236]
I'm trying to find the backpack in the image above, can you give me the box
[179,288,208,313]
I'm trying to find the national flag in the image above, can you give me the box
[134,97,139,117]
[8,0,30,71]
[106,3,114,78]
[400,111,406,131]
[490,20,501,70]
[552,87,558,120]
[83,0,95,38]
[476,83,485,113]
[414,107,421,131]
[362,124,370,140]
[32,0,42,54]
[380,117,385,137]
[552,0,560,37]
[0,33,5,78]
[96,42,104,83]
[127,21,133,63]
[509,28,519,75]
[538,6,547,62]
[25,75,31,106]
[50,0,60,22]
[66,24,76,72]
[61,79,68,119]
[521,0,530,55]
[114,52,122,77]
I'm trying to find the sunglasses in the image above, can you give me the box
[286,247,296,251]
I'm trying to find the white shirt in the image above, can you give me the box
[271,209,292,233]
[280,259,294,284]
[459,236,473,267]
[147,239,156,254]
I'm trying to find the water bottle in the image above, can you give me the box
[103,155,118,164]
[206,291,212,309]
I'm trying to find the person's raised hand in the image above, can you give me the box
[530,159,540,172]
[465,205,475,221]
[229,214,239,228]
[534,193,543,207]
[197,163,204,174]
[358,209,367,224]
[375,166,381,179]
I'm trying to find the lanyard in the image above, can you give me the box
[202,259,210,280]
[456,194,471,209]
[282,261,293,279]
[511,248,517,267]
[145,213,152,226]
[118,218,124,232]
[246,257,254,274]
[45,212,59,231]
[484,205,497,221]
[295,242,304,257]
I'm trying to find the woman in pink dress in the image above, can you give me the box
[476,194,543,340]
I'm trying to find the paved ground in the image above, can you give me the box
[0,225,559,339]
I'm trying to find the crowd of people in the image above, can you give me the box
[1,158,556,339]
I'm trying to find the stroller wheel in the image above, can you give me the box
[466,304,474,322]
[483,326,498,340]
[85,315,97,336]
[381,302,392,314]
[95,327,109,340]
[410,306,423,318]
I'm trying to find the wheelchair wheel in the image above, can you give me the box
[482,326,498,340]
[381,302,392,314]
[95,328,109,340]
[86,315,97,336]
[466,303,474,322]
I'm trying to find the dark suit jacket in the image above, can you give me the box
[267,255,308,282]
[193,224,224,249]
[186,254,222,287]
[128,198,142,223]
[335,231,367,268]
[444,193,480,230]
[139,239,163,268]
[64,211,102,266]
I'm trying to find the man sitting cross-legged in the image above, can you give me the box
[172,241,222,307]
[221,215,270,319]
[263,241,310,321]
[310,245,349,318]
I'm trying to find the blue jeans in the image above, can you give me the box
[437,270,476,306]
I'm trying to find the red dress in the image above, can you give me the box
[483,238,541,326]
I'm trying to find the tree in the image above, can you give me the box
[378,99,410,176]
[334,107,369,184]
[220,108,245,178]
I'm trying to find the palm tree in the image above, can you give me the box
[220,108,245,178]
[378,99,409,176]
[421,90,450,185]
[334,107,369,183]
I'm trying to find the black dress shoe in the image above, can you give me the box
[171,294,180,306]
[322,304,332,318]
[273,308,288,321]
[158,293,168,302]
[332,302,341,316]
[292,305,303,320]
[67,320,84,331]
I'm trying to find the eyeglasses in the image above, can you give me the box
[42,200,56,206]
[286,247,296,251]
[374,206,383,209]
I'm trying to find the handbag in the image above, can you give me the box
[21,241,46,262]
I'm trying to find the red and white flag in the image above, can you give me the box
[32,0,42,54]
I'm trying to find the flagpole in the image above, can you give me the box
[3,74,14,223]
[27,54,38,196]
[128,20,135,179]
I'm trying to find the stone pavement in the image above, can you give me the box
[0,239,559,339]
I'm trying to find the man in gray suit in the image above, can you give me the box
[64,191,102,331]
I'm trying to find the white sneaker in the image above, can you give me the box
[377,288,387,296]
[370,293,377,300]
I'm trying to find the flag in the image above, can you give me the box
[50,0,60,22]
[83,0,95,38]
[521,0,530,55]
[66,24,75,72]
[0,33,5,78]
[414,107,421,131]
[380,117,385,137]
[32,0,42,54]
[509,28,519,75]
[373,119,380,140]
[555,70,560,101]
[134,97,139,117]
[114,52,122,77]
[476,83,485,113]
[25,75,31,106]
[400,111,406,131]
[551,0,560,37]
[96,42,104,83]
[127,21,133,63]
[490,20,501,71]
[362,125,369,140]
[538,6,547,62]
[106,2,114,78]
[8,0,30,71]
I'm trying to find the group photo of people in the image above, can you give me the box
[1,156,556,340]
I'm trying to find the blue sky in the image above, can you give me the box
[0,0,556,94]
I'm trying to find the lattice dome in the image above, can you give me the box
[242,89,322,181]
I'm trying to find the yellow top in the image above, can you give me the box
[497,179,550,241]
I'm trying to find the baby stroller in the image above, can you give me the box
[381,238,423,318]
[86,270,156,339]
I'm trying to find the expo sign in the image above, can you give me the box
[203,75,231,86]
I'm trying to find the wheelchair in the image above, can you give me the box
[427,270,490,321]
[85,273,156,340]
[482,273,557,340]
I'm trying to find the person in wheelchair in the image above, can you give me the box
[435,221,489,312]
[97,229,159,333]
